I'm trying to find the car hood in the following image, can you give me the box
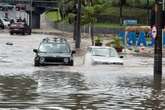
[91,56,123,64]
[38,52,71,57]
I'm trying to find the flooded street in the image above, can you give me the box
[0,33,165,110]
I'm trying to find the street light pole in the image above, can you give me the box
[154,0,163,75]
[147,0,150,25]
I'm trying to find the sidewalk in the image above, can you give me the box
[0,29,70,36]
[32,29,69,36]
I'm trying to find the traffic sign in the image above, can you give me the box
[152,26,157,39]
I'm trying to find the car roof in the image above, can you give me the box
[42,37,67,44]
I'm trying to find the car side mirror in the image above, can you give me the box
[33,49,38,53]
[120,56,124,58]
[72,50,76,54]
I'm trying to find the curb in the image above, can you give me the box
[0,29,68,36]
[32,31,66,36]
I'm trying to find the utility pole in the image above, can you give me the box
[75,0,81,49]
[73,0,77,41]
[154,0,163,75]
[147,0,150,25]
[119,0,123,25]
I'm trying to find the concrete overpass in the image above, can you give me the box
[1,0,59,28]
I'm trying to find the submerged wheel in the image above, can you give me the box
[68,60,74,66]
[28,29,31,35]
[10,32,13,35]
[34,57,40,66]
[22,32,25,35]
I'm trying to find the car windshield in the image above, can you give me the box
[92,48,118,57]
[39,43,70,53]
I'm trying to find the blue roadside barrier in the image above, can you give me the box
[118,31,165,47]
[137,32,147,46]
[127,32,136,46]
[118,31,125,44]
[163,32,165,46]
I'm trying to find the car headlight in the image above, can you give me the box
[64,58,69,63]
[40,57,45,62]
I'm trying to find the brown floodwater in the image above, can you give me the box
[0,33,165,110]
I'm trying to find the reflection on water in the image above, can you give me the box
[0,75,38,109]
[143,74,165,110]
[0,71,165,109]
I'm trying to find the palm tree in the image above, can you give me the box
[59,0,105,45]
[81,0,105,45]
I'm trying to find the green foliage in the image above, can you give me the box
[57,0,155,25]
[81,2,105,25]
[81,6,96,25]
[95,36,103,46]
[106,36,123,48]
[45,9,62,22]
[95,36,102,43]
[68,13,76,24]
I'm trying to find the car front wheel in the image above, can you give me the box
[34,57,40,66]
[28,30,31,35]
[10,32,13,35]
[68,60,74,66]
[22,32,25,35]
[1,26,4,29]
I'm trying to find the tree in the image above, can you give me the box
[59,0,105,45]
[81,0,105,45]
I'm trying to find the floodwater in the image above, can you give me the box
[0,33,165,110]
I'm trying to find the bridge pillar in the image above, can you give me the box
[29,12,40,29]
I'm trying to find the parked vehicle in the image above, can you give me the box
[33,37,75,66]
[1,18,10,28]
[9,22,31,35]
[84,46,123,65]
[0,19,4,29]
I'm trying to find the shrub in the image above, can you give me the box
[106,36,124,52]
[95,36,103,46]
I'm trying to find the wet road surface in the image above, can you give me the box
[0,33,165,110]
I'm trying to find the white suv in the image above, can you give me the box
[1,18,10,28]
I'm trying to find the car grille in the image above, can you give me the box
[44,57,64,63]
